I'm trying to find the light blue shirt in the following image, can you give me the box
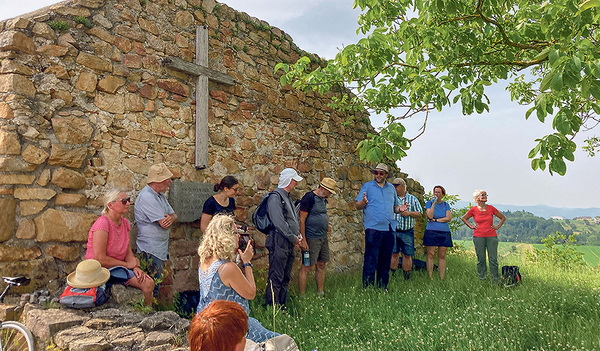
[134,185,175,261]
[356,180,399,231]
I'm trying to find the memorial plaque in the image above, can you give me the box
[169,181,214,222]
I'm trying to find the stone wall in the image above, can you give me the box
[0,0,424,299]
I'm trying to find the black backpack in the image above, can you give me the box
[501,266,522,287]
[253,192,281,234]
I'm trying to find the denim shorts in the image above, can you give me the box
[423,229,453,247]
[392,228,415,256]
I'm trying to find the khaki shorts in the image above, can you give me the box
[306,237,330,265]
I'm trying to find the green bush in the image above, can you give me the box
[526,232,586,269]
[48,21,70,32]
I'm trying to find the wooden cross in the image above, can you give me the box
[162,26,235,169]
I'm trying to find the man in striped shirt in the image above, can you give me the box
[390,178,423,280]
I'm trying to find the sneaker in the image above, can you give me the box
[403,271,411,281]
[316,291,325,297]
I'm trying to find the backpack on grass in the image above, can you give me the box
[501,265,521,287]
[59,284,108,309]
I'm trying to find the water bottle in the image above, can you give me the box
[302,250,310,266]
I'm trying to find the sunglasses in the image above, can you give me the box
[116,197,131,205]
[373,171,386,176]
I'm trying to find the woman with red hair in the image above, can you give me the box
[189,299,248,351]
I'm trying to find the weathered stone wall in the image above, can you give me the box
[0,0,424,299]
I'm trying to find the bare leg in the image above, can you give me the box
[438,247,448,280]
[402,254,412,272]
[315,261,326,293]
[390,253,400,270]
[127,273,154,306]
[298,264,312,296]
[426,246,436,280]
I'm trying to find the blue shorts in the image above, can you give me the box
[107,266,135,286]
[393,228,415,256]
[423,229,453,248]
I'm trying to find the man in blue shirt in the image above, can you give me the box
[135,163,178,298]
[355,163,400,289]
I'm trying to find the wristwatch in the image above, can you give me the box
[241,262,253,268]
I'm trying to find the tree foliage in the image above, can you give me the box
[525,232,586,269]
[275,0,600,175]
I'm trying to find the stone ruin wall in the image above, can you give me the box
[0,0,425,299]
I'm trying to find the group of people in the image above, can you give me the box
[355,163,506,288]
[78,161,506,349]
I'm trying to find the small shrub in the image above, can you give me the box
[48,21,70,32]
[73,16,92,28]
[526,232,586,269]
[140,0,147,6]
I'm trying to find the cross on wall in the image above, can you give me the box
[161,26,235,169]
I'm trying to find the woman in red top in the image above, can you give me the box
[461,190,506,283]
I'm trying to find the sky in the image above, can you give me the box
[2,0,599,208]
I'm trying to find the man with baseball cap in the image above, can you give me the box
[297,177,336,298]
[265,168,303,305]
[134,163,178,298]
[355,163,401,289]
[390,177,422,280]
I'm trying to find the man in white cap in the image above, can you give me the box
[355,163,400,289]
[297,177,336,298]
[265,168,303,305]
[134,162,178,298]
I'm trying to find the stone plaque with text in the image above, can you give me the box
[168,181,214,222]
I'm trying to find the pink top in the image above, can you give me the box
[466,205,499,237]
[85,215,131,261]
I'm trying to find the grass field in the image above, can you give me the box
[249,249,600,351]
[454,240,600,267]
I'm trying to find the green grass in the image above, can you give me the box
[455,240,600,267]
[249,252,600,350]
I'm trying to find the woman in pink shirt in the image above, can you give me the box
[86,189,154,306]
[461,190,506,283]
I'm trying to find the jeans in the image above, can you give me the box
[473,236,499,282]
[362,228,394,289]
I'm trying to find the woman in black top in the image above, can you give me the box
[199,176,239,232]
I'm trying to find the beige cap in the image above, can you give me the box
[371,163,389,174]
[320,177,337,194]
[147,163,173,183]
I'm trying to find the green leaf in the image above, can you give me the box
[579,0,600,12]
[540,71,555,91]
[551,71,563,91]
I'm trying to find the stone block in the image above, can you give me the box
[125,93,145,112]
[157,79,189,97]
[45,65,70,79]
[76,52,112,72]
[1,60,37,76]
[0,156,36,171]
[0,174,35,185]
[110,284,144,306]
[0,101,14,119]
[98,76,125,94]
[36,44,69,57]
[0,73,35,97]
[32,22,56,40]
[25,309,90,343]
[75,71,98,92]
[34,208,97,242]
[94,92,125,114]
[0,30,35,54]
[54,193,87,207]
[114,25,146,42]
[48,145,87,168]
[0,244,41,262]
[19,201,47,216]
[51,167,87,189]
[37,169,51,186]
[21,145,49,164]
[15,219,35,239]
[0,198,16,242]
[87,27,115,43]
[44,244,80,261]
[14,188,56,200]
[52,117,94,144]
[107,326,145,348]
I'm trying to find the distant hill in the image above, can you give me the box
[455,201,600,219]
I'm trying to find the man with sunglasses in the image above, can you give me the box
[355,163,401,289]
[134,163,178,298]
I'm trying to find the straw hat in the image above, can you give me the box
[67,259,110,288]
[391,178,406,186]
[319,177,337,194]
[370,163,389,174]
[147,163,173,183]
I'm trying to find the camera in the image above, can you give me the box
[237,226,253,252]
